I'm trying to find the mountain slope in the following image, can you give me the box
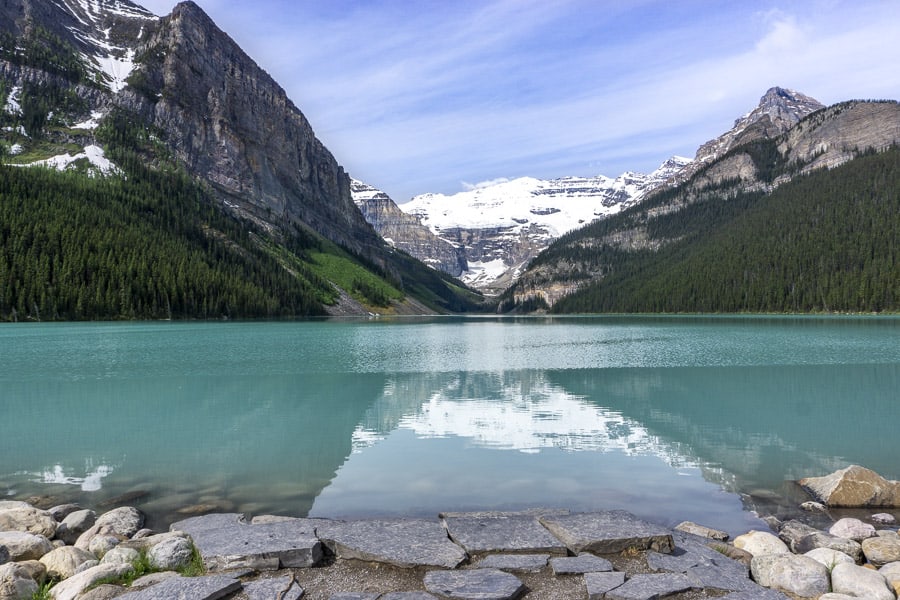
[370,157,690,295]
[506,98,900,313]
[0,0,482,317]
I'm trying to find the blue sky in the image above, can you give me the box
[138,1,900,202]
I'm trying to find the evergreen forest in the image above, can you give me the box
[545,146,900,313]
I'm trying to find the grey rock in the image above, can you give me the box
[147,536,194,570]
[115,573,241,600]
[317,518,465,569]
[173,513,322,571]
[803,547,855,569]
[100,546,141,567]
[0,545,8,566]
[77,584,130,600]
[539,511,674,555]
[423,569,525,600]
[328,594,379,600]
[132,529,154,540]
[720,590,791,600]
[56,509,96,545]
[584,571,626,599]
[605,573,694,600]
[732,531,788,557]
[129,571,180,589]
[0,563,38,600]
[0,503,31,512]
[777,520,820,551]
[243,576,304,600]
[119,531,190,552]
[761,553,830,598]
[862,534,900,567]
[441,512,566,555]
[684,564,758,593]
[830,562,895,600]
[49,563,134,600]
[794,531,863,562]
[475,554,549,573]
[872,513,897,525]
[250,515,302,525]
[39,546,96,579]
[75,559,99,573]
[0,532,53,561]
[381,594,439,600]
[674,521,728,541]
[750,554,786,588]
[0,507,57,538]
[549,553,613,575]
[817,594,859,600]
[88,534,121,558]
[75,507,144,550]
[829,517,877,541]
[880,560,900,583]
[800,501,828,513]
[47,505,82,522]
[646,549,704,573]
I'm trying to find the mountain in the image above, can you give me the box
[0,0,482,319]
[350,179,467,277]
[504,94,900,313]
[360,157,690,296]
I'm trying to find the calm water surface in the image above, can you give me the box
[1,316,898,535]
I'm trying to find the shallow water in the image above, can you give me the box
[1,316,898,535]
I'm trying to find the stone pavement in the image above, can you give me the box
[129,509,789,600]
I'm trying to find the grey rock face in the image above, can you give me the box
[584,571,626,600]
[800,465,900,508]
[317,518,466,569]
[242,575,304,600]
[172,513,322,571]
[830,562,895,600]
[423,569,525,600]
[539,511,674,555]
[549,553,613,575]
[441,512,566,556]
[605,573,693,600]
[0,562,38,600]
[114,573,241,600]
[0,531,53,561]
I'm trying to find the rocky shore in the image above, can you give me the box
[1,465,899,600]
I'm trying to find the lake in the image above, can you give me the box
[1,316,898,536]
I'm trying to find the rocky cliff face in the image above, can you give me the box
[351,180,467,276]
[1,0,387,263]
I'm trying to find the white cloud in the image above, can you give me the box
[461,177,511,191]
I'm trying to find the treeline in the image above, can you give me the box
[550,146,900,313]
[0,156,333,321]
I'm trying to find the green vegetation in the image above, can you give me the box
[547,145,900,313]
[31,582,52,600]
[0,26,87,84]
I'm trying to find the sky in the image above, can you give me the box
[137,0,900,202]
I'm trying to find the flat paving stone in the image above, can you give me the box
[475,554,549,573]
[243,575,304,600]
[423,568,525,600]
[317,519,467,569]
[115,574,242,599]
[604,573,694,600]
[721,589,791,600]
[539,511,674,555]
[381,593,440,599]
[171,513,323,571]
[329,594,379,600]
[549,553,613,575]
[441,512,567,556]
[585,571,626,600]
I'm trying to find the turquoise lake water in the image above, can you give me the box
[1,316,898,536]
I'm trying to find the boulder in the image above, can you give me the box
[803,547,855,569]
[55,510,96,545]
[800,465,900,507]
[0,507,57,539]
[46,505,82,522]
[754,553,830,598]
[0,532,53,561]
[39,546,96,580]
[778,520,820,551]
[75,507,143,550]
[794,531,863,563]
[830,562,895,600]
[48,563,133,600]
[880,560,900,584]
[99,546,140,567]
[15,561,46,586]
[800,501,828,512]
[862,535,900,567]
[872,513,897,525]
[88,535,120,559]
[147,536,194,571]
[674,521,729,541]
[0,504,30,512]
[733,531,789,557]
[829,517,877,542]
[0,563,38,600]
[119,531,190,552]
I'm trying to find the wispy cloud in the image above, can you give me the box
[129,1,900,201]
